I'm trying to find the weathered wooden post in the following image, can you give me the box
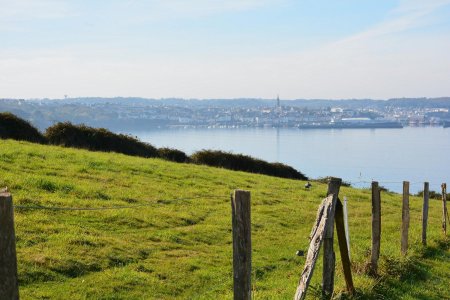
[294,195,334,300]
[401,181,410,256]
[343,196,350,259]
[422,182,429,246]
[0,192,19,300]
[231,190,251,300]
[322,177,341,299]
[442,183,447,236]
[369,181,381,275]
[334,199,355,295]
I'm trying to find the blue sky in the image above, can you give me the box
[1,0,450,99]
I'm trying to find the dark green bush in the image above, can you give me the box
[45,122,158,158]
[0,112,46,144]
[190,150,307,180]
[315,177,351,187]
[1,114,308,179]
[416,190,443,200]
[157,147,190,163]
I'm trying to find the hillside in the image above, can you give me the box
[0,139,448,299]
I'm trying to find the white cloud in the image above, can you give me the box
[337,0,450,45]
[395,0,450,14]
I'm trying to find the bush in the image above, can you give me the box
[157,148,190,163]
[416,190,443,200]
[0,112,46,144]
[190,150,307,180]
[315,177,351,187]
[45,122,158,158]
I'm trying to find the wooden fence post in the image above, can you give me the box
[369,181,381,275]
[231,190,251,300]
[401,181,410,256]
[0,192,19,300]
[334,199,355,295]
[294,195,335,300]
[322,177,341,299]
[422,182,429,246]
[343,196,350,259]
[442,183,447,236]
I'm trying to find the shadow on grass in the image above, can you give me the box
[342,239,449,300]
[419,239,449,260]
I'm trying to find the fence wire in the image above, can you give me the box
[13,195,228,211]
[9,177,448,212]
[347,180,442,185]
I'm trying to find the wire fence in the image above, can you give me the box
[9,188,448,213]
[12,195,228,211]
[344,179,448,195]
[7,177,448,213]
[2,179,448,299]
[346,180,439,185]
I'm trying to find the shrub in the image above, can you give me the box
[416,190,443,200]
[190,150,307,180]
[45,122,158,158]
[157,148,190,163]
[315,177,351,187]
[0,112,46,144]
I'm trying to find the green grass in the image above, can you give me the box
[0,139,448,299]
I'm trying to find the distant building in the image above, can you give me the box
[276,95,282,114]
[331,107,343,113]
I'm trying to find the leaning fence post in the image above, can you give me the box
[442,183,447,236]
[0,192,19,300]
[343,196,350,259]
[294,195,334,300]
[322,177,341,299]
[334,199,355,295]
[369,181,381,275]
[422,182,429,246]
[401,181,410,256]
[231,190,251,300]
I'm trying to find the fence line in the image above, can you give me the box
[12,195,227,211]
[293,177,447,299]
[1,178,448,300]
[347,179,444,187]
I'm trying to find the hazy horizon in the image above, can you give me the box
[1,0,450,99]
[3,96,450,102]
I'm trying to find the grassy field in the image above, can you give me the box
[0,139,448,299]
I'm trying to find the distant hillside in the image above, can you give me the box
[3,96,450,108]
[1,96,449,131]
[0,113,307,180]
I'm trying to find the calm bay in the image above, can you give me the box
[131,126,450,194]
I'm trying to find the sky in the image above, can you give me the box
[1,0,450,100]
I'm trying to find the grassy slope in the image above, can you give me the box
[0,139,448,300]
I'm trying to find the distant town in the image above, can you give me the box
[1,97,450,131]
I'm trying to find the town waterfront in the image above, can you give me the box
[133,126,450,194]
